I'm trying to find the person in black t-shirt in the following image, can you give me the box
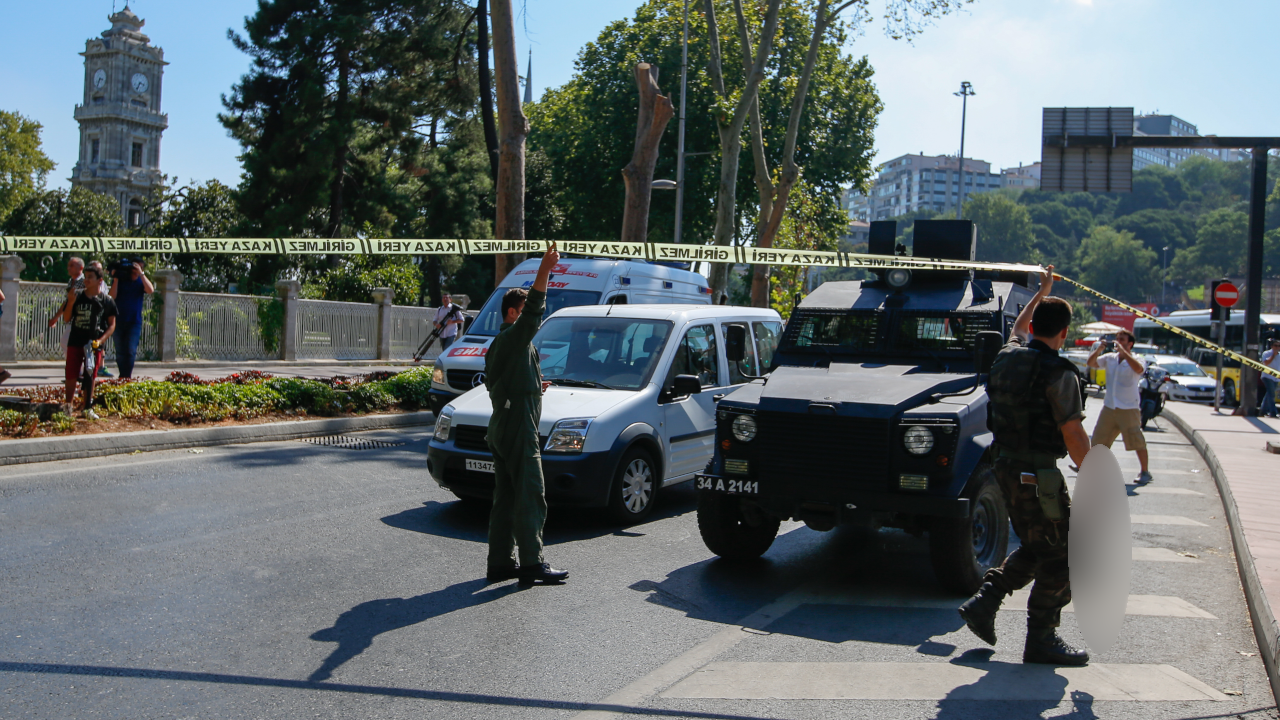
[61,266,117,416]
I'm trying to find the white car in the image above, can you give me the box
[1141,353,1220,404]
[426,304,783,523]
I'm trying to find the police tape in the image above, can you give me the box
[1055,275,1280,381]
[2,233,1274,380]
[0,234,1044,274]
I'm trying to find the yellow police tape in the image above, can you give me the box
[1,234,1275,380]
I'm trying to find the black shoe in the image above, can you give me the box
[958,582,1006,646]
[485,565,520,583]
[1023,628,1089,665]
[519,563,568,583]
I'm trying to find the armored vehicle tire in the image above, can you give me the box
[929,465,1008,595]
[608,446,660,524]
[697,492,781,561]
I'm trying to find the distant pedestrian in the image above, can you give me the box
[1088,329,1152,484]
[62,266,117,418]
[1261,338,1280,418]
[48,256,86,351]
[108,258,154,378]
[483,244,567,585]
[0,285,9,386]
[434,293,464,352]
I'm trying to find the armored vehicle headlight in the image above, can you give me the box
[431,365,445,385]
[731,415,758,443]
[903,425,934,455]
[886,268,912,289]
[545,418,592,453]
[433,407,453,442]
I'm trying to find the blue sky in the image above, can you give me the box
[4,0,1277,192]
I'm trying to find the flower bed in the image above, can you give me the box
[0,367,434,438]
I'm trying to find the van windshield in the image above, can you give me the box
[534,317,673,391]
[467,289,603,337]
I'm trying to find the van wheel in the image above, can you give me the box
[608,446,659,524]
[697,492,780,561]
[1223,379,1237,406]
[929,465,1008,595]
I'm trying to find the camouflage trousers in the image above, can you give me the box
[984,457,1072,628]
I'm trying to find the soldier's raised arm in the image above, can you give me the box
[1012,264,1054,341]
[511,243,559,342]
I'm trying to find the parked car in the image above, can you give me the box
[1141,353,1220,404]
[426,304,783,523]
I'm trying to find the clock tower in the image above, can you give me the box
[70,6,168,229]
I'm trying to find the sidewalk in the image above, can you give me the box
[0,359,430,388]
[1163,403,1280,701]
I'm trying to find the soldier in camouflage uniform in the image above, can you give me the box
[483,245,569,585]
[959,266,1093,665]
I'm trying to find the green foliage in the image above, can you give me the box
[962,193,1036,264]
[1075,226,1159,302]
[1109,208,1195,254]
[257,298,285,356]
[264,377,345,415]
[44,412,76,434]
[1067,303,1098,342]
[0,409,39,437]
[148,179,262,292]
[300,254,422,304]
[768,184,843,319]
[3,187,126,282]
[1171,208,1249,282]
[95,380,285,422]
[1114,165,1189,216]
[372,365,434,409]
[0,109,56,225]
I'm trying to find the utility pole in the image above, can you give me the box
[1161,245,1169,306]
[954,81,975,220]
[673,0,690,244]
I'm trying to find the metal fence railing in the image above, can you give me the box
[390,306,440,361]
[178,292,275,361]
[14,281,156,362]
[296,298,379,360]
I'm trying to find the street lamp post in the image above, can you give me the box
[673,0,690,244]
[954,81,975,220]
[1161,245,1170,306]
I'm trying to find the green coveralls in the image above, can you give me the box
[484,288,548,571]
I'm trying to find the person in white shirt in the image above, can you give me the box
[1087,329,1152,484]
[1261,338,1279,418]
[433,293,465,351]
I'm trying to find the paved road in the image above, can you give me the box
[0,408,1274,719]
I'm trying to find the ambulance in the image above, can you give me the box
[427,257,712,414]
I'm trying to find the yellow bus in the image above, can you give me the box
[1134,311,1280,404]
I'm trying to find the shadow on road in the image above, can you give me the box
[930,649,1097,720]
[307,579,520,682]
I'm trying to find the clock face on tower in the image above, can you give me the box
[131,73,149,93]
[93,69,106,89]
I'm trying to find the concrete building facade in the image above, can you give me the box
[1132,114,1250,170]
[70,7,168,229]
[844,153,1030,222]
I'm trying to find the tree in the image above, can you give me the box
[768,182,843,318]
[1110,208,1194,254]
[1,187,124,282]
[1114,165,1190,216]
[962,193,1035,264]
[1075,226,1159,302]
[489,0,526,284]
[1171,207,1248,283]
[1024,201,1093,242]
[0,110,55,225]
[145,179,265,293]
[620,63,674,245]
[301,253,422,304]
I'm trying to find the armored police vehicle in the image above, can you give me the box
[428,258,712,415]
[696,220,1034,594]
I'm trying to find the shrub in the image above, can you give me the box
[44,412,76,434]
[348,383,394,413]
[0,409,39,437]
[377,366,434,409]
[264,377,345,415]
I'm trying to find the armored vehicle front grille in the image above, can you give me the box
[756,412,891,500]
[454,424,489,452]
[447,370,482,390]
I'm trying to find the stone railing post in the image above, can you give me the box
[1,255,28,363]
[371,287,394,361]
[275,280,301,361]
[152,268,184,362]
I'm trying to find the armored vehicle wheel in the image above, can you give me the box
[608,446,660,524]
[929,464,1008,595]
[697,492,780,560]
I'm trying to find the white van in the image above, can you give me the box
[427,257,712,414]
[426,304,783,523]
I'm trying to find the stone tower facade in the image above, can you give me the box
[70,6,168,229]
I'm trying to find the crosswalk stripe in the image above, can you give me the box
[1131,514,1208,526]
[1129,487,1203,495]
[1004,590,1217,618]
[660,662,1227,701]
[1132,547,1200,562]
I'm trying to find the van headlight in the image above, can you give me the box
[433,407,454,442]
[903,425,934,455]
[732,414,757,442]
[431,365,445,386]
[545,418,592,453]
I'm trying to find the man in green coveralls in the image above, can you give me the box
[484,244,569,584]
[959,266,1093,665]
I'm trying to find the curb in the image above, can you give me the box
[0,411,436,467]
[1162,407,1280,706]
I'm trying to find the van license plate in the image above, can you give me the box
[466,459,495,473]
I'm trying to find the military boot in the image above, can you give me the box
[958,582,1007,646]
[1023,627,1089,666]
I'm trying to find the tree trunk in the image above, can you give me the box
[327,42,351,242]
[733,2,775,308]
[476,0,500,184]
[490,0,526,286]
[620,64,675,245]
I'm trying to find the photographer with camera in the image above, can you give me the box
[434,293,465,352]
[1087,329,1152,484]
[61,265,117,418]
[108,258,154,378]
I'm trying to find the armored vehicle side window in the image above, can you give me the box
[792,312,879,351]
[725,323,760,385]
[666,325,719,388]
[752,321,782,372]
[894,314,987,353]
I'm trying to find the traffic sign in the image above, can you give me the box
[1214,282,1240,308]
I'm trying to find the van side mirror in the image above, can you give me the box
[974,331,1003,375]
[671,374,703,397]
[725,325,747,363]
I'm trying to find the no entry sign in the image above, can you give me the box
[1214,282,1240,308]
